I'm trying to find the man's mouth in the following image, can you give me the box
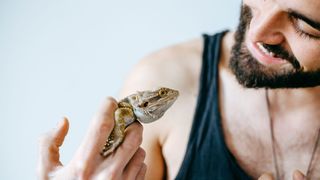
[247,41,288,66]
[257,42,276,58]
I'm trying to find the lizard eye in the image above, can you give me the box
[158,89,167,97]
[132,95,138,101]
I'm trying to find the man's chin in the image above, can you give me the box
[230,60,320,89]
[229,39,320,88]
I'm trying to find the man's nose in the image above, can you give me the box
[248,5,287,45]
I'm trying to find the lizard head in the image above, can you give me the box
[125,87,179,123]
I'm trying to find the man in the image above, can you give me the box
[37,0,320,179]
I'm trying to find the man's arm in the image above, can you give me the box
[118,38,203,179]
[118,55,177,179]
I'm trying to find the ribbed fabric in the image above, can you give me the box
[175,31,252,180]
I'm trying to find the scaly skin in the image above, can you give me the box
[101,87,179,157]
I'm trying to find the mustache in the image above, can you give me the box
[262,43,301,70]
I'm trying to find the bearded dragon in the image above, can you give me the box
[101,87,179,157]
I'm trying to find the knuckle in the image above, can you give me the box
[136,148,146,160]
[104,97,118,109]
[95,97,118,123]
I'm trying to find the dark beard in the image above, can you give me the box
[229,5,320,88]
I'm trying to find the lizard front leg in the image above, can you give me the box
[101,107,135,157]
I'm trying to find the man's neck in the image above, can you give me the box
[269,87,320,113]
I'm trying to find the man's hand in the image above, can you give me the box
[37,97,146,180]
[258,170,305,180]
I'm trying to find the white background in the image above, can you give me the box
[0,0,240,179]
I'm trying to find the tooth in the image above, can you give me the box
[257,42,264,50]
[262,47,268,54]
[258,43,267,53]
[256,42,275,57]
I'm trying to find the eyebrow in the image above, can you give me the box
[288,9,320,31]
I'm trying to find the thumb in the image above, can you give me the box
[293,170,305,180]
[37,117,69,179]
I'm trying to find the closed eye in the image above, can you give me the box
[288,10,320,40]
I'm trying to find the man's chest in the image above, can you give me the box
[221,114,320,179]
[218,68,320,179]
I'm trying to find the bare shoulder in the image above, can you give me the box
[119,37,204,179]
[120,38,203,94]
[119,37,203,140]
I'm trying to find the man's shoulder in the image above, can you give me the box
[139,37,203,74]
[146,37,203,62]
[120,37,204,95]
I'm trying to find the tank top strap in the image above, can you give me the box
[175,30,252,180]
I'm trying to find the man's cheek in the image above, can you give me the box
[289,47,317,72]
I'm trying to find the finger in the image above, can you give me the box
[98,122,143,172]
[258,173,274,180]
[293,170,305,180]
[123,148,146,179]
[113,122,143,169]
[37,117,69,178]
[95,148,146,180]
[73,97,117,175]
[135,163,147,180]
[53,117,69,147]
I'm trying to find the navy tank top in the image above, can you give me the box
[175,31,252,180]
